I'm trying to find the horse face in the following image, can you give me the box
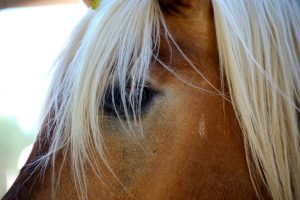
[96,1,257,199]
[5,1,300,199]
[3,1,259,200]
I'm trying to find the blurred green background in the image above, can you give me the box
[0,117,34,196]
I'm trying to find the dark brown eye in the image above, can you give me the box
[103,86,157,118]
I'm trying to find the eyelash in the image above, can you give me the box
[103,85,157,118]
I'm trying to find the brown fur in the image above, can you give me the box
[3,1,269,199]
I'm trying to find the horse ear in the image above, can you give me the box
[82,0,92,7]
[83,0,100,9]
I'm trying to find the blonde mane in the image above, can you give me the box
[36,0,300,199]
[213,1,300,199]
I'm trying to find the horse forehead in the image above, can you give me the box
[160,0,217,62]
[157,0,218,76]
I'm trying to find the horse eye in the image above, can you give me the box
[140,87,154,107]
[103,86,156,118]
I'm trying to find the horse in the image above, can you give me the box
[3,0,300,199]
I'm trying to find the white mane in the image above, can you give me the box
[37,0,300,199]
[213,1,300,199]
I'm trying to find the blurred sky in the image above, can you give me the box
[0,3,87,135]
[0,3,88,193]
